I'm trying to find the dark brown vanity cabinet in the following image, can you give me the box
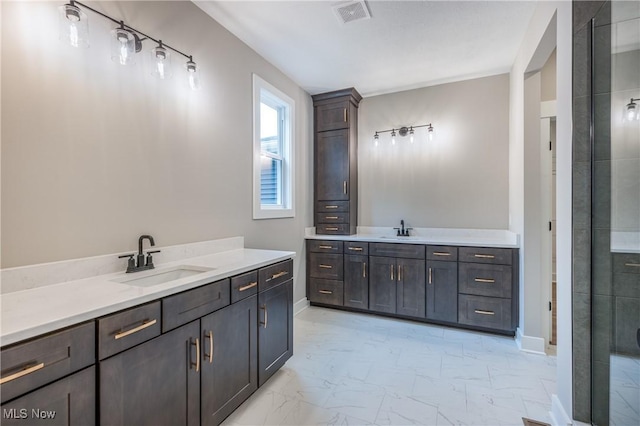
[426,246,458,323]
[313,88,361,235]
[258,279,293,386]
[457,247,518,332]
[0,322,96,426]
[201,295,258,426]
[99,320,201,426]
[369,243,426,318]
[344,254,368,309]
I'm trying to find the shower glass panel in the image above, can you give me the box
[592,1,640,425]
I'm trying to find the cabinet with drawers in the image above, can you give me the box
[312,88,362,235]
[306,238,519,335]
[0,322,96,425]
[457,247,518,332]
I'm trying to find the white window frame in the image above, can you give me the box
[252,74,295,219]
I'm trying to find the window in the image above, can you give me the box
[253,74,295,219]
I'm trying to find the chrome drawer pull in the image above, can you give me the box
[363,262,367,278]
[325,205,339,209]
[319,290,333,295]
[343,181,347,194]
[343,108,347,122]
[428,267,433,284]
[624,263,640,267]
[325,227,339,231]
[474,278,495,283]
[318,245,334,249]
[114,319,157,340]
[325,216,339,220]
[475,309,495,316]
[260,304,268,328]
[433,252,451,256]
[474,254,495,259]
[204,331,214,364]
[319,264,333,269]
[348,247,363,251]
[0,363,45,385]
[191,338,200,372]
[238,282,257,292]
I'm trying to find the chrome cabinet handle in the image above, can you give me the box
[428,267,433,284]
[343,181,347,194]
[114,319,157,340]
[390,264,394,281]
[343,108,347,122]
[319,290,333,295]
[398,265,402,281]
[475,310,495,316]
[363,262,367,278]
[625,263,640,267]
[319,264,333,269]
[348,247,363,251]
[474,278,495,283]
[204,330,214,364]
[318,245,334,249]
[325,205,339,209]
[238,282,257,292]
[325,227,339,231]
[0,363,45,385]
[433,252,451,256]
[325,216,339,220]
[260,304,268,328]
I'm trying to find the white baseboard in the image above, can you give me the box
[516,327,547,354]
[294,298,310,316]
[549,394,572,426]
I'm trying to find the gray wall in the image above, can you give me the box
[0,1,313,303]
[357,74,510,229]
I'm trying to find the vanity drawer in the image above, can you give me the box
[458,247,513,265]
[1,321,95,403]
[231,270,258,304]
[427,246,458,262]
[259,259,293,292]
[309,253,344,281]
[316,213,349,224]
[309,279,344,306]
[316,224,350,235]
[370,243,425,259]
[458,294,512,331]
[98,301,161,360]
[459,263,512,298]
[316,201,349,213]
[345,241,368,255]
[163,279,230,332]
[308,240,343,254]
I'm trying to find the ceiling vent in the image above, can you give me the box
[332,1,371,25]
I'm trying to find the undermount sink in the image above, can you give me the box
[112,265,214,287]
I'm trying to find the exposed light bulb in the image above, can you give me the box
[626,100,637,121]
[59,3,88,48]
[374,133,379,147]
[151,43,171,79]
[428,125,435,141]
[391,129,396,145]
[186,58,200,90]
[69,23,79,47]
[409,127,414,143]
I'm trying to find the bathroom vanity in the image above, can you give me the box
[0,240,294,426]
[306,230,519,335]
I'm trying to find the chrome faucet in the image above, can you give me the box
[394,220,413,237]
[118,235,161,273]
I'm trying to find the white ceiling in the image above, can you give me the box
[194,0,538,97]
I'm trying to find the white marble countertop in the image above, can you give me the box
[305,227,519,248]
[0,248,295,347]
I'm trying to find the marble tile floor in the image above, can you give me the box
[222,307,557,426]
[610,354,640,426]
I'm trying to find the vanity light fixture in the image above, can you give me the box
[625,98,640,121]
[373,123,435,146]
[59,1,200,90]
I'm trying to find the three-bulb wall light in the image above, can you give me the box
[373,123,434,147]
[59,1,200,90]
[625,98,640,121]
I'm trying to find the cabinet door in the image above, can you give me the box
[369,256,396,314]
[100,321,200,426]
[396,258,426,318]
[258,279,293,386]
[316,130,350,201]
[316,101,350,132]
[426,260,458,323]
[201,295,258,426]
[344,254,368,309]
[1,367,95,426]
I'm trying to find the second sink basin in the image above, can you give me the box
[112,265,214,287]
